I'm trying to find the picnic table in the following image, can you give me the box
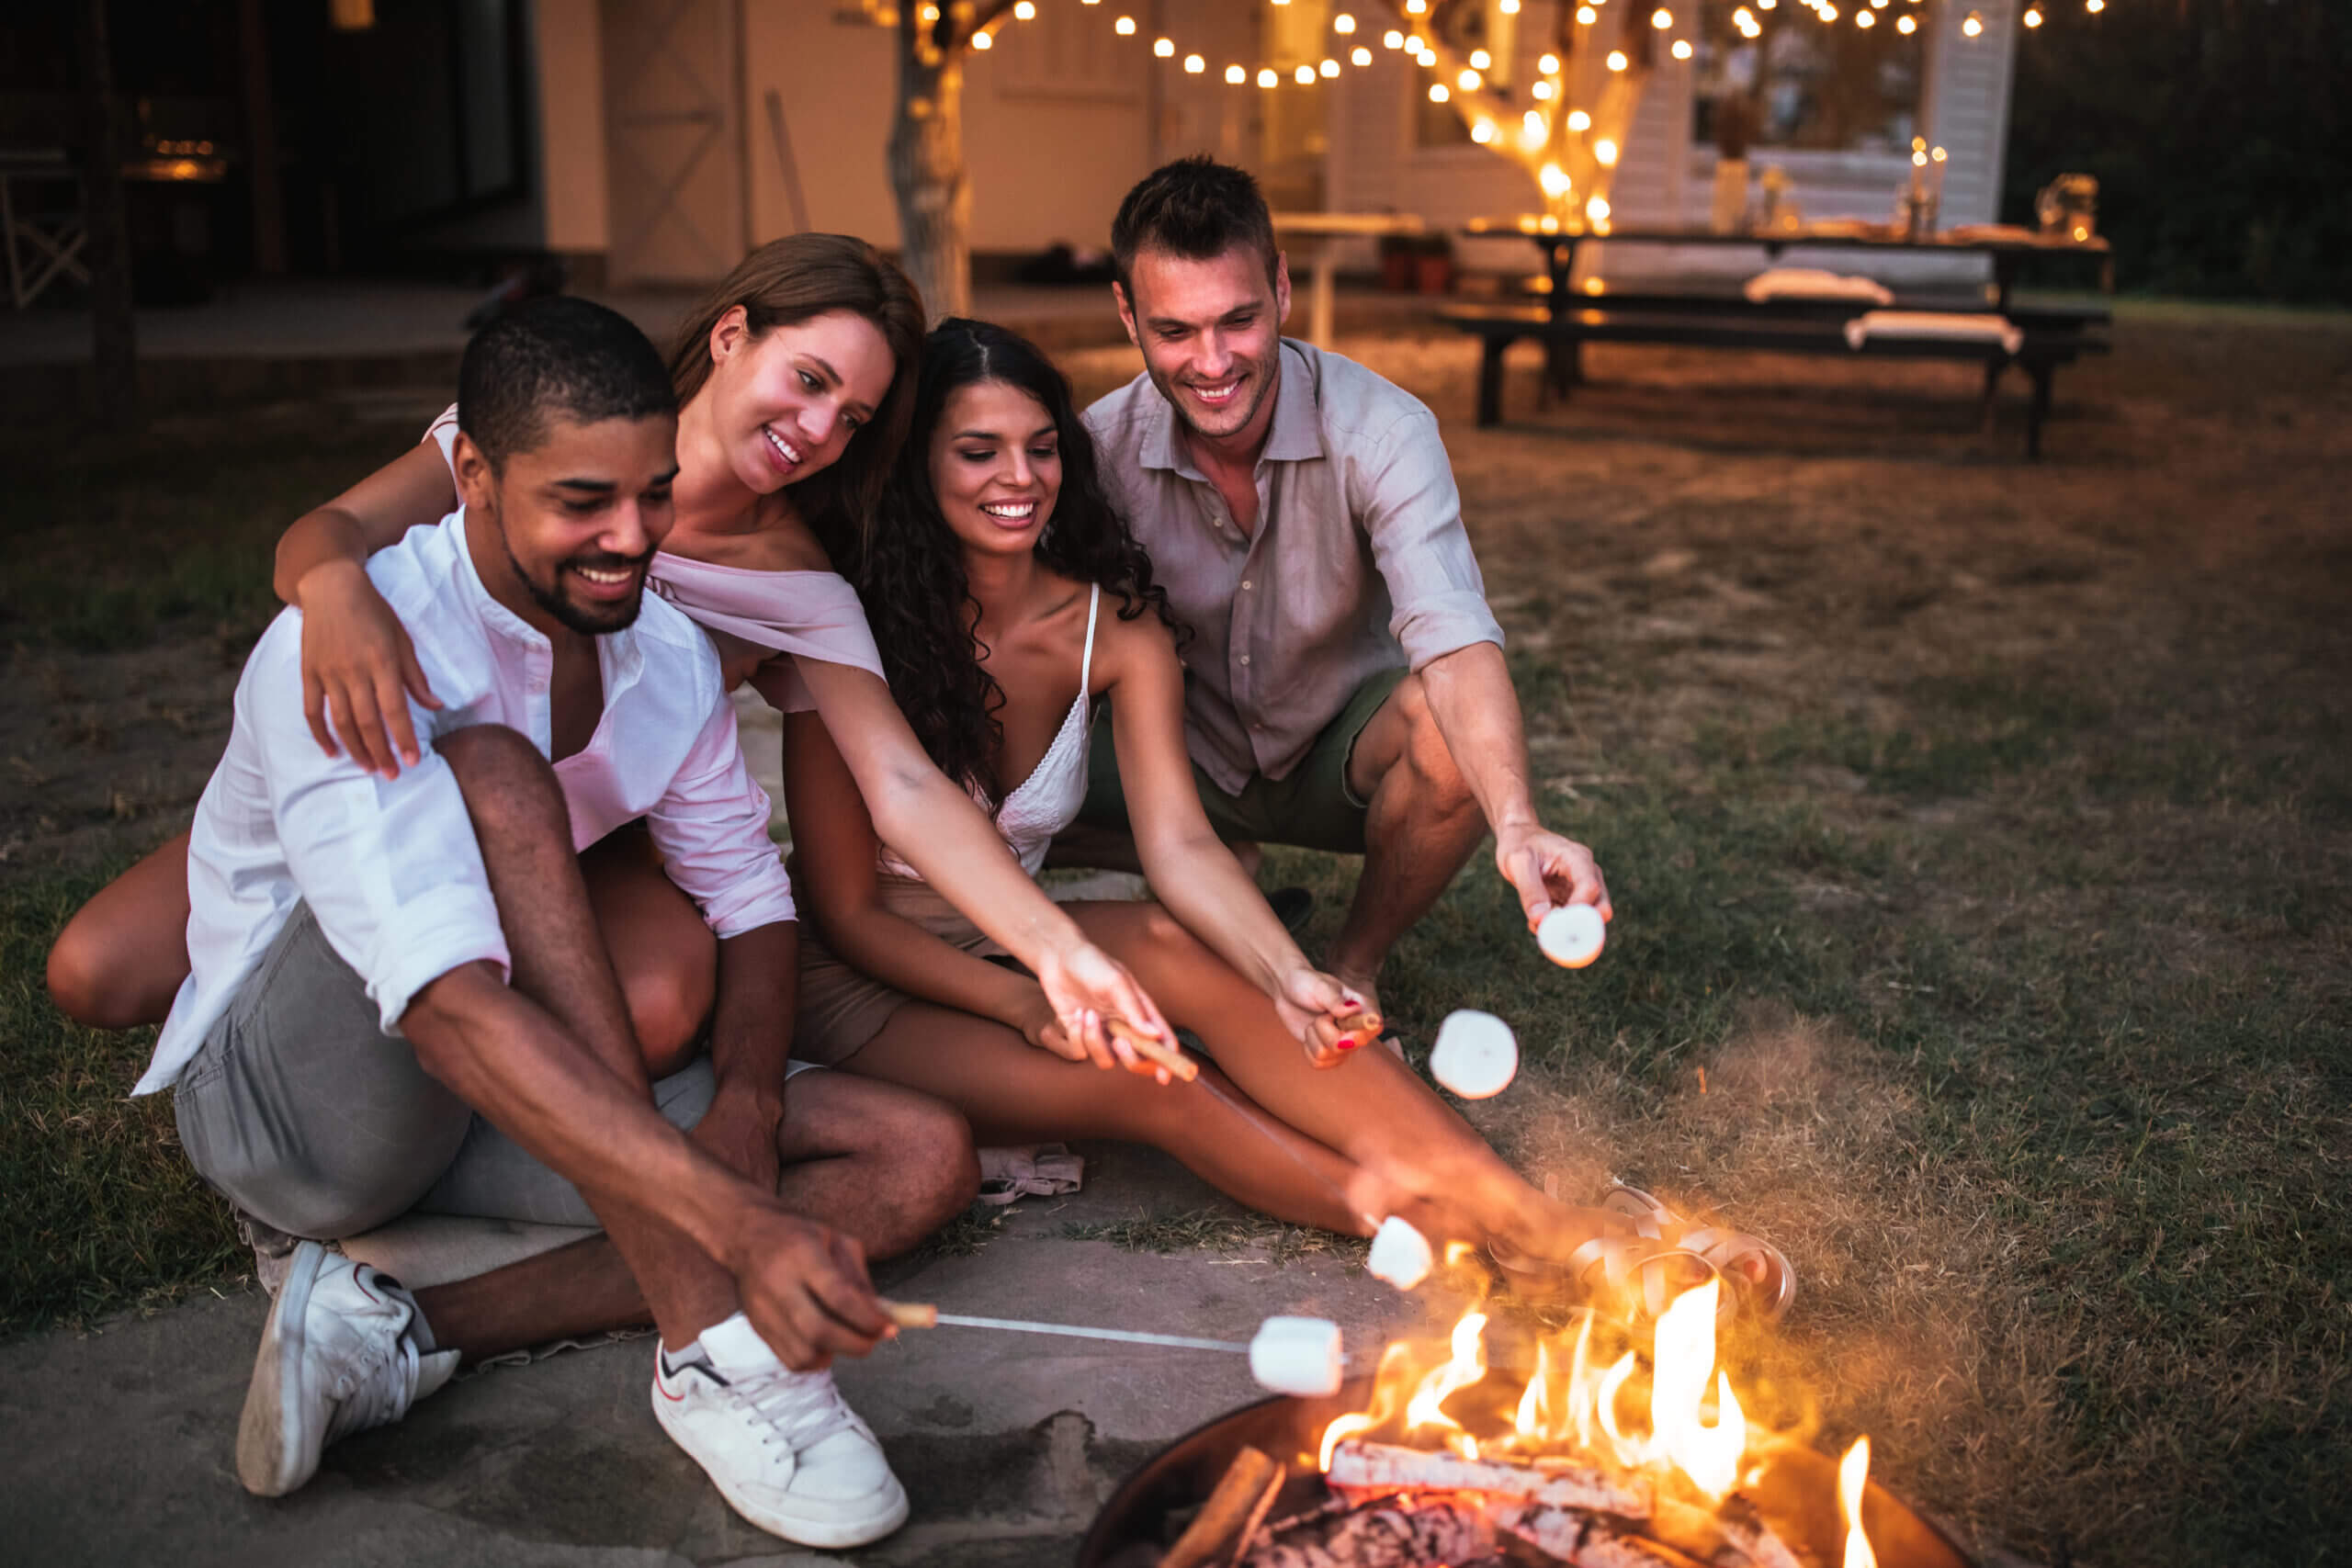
[1272,210,1427,348]
[1441,218,2115,456]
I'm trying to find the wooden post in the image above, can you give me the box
[888,12,971,322]
[80,0,136,428]
[236,0,287,275]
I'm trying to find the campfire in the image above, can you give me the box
[1084,1272,1966,1568]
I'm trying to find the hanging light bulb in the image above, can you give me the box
[1588,194,1611,226]
[1567,107,1592,130]
[1429,82,1450,101]
[1286,62,1307,83]
[1651,7,1674,27]
[2086,0,2105,10]
[1672,36,1693,54]
[1114,15,1136,35]
[2022,6,2042,21]
[1595,137,1619,165]
[1576,4,1598,20]
[1540,162,1572,197]
[1154,36,1173,56]
[1227,63,1247,83]
[1896,12,1916,28]
[1383,28,1405,49]
[1539,51,1561,73]
[1532,79,1556,99]
[1471,120,1496,143]
[1321,57,1340,76]
[1606,49,1629,69]
[1469,48,1493,68]
[1334,11,1357,33]
[1185,52,1206,72]
[1013,0,1035,17]
[971,27,993,48]
[1406,0,1428,12]
[1817,3,1837,19]
[1856,8,1874,24]
[1962,8,1984,34]
[1351,46,1373,64]
[1457,67,1483,89]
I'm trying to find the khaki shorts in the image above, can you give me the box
[1076,666,1405,855]
[793,874,1010,1066]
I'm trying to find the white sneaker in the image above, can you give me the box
[235,1240,459,1496]
[651,1313,909,1548]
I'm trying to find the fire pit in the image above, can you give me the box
[1080,1281,1973,1568]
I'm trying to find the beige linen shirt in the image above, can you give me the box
[1085,338,1504,794]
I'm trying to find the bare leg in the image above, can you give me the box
[1328,672,1488,1009]
[46,830,191,1029]
[842,1002,1375,1236]
[1065,899,1605,1261]
[414,1072,977,1362]
[430,726,739,1349]
[45,826,712,1061]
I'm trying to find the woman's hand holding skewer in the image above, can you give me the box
[1272,966,1385,1067]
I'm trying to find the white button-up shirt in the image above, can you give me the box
[135,509,795,1096]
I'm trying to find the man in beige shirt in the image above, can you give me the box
[1069,157,1610,1015]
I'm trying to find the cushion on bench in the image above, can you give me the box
[1742,267,1895,307]
[1844,310,2023,355]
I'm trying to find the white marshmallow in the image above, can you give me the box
[1366,1215,1435,1291]
[1249,1315,1345,1397]
[1537,903,1608,969]
[1430,1009,1519,1100]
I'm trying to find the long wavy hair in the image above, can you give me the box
[845,318,1176,809]
[666,233,925,553]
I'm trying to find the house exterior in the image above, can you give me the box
[465,0,2023,290]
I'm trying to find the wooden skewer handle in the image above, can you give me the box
[879,1298,938,1330]
[1105,1018,1201,1081]
[1334,1009,1382,1038]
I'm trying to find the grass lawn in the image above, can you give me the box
[2,315,2347,1565]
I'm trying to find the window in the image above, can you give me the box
[1690,12,1922,154]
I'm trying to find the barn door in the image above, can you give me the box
[601,0,745,285]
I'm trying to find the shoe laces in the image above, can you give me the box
[731,1365,858,1454]
[322,1323,421,1447]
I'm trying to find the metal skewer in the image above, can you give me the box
[885,1304,1250,1354]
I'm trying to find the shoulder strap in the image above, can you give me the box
[1080,582,1102,695]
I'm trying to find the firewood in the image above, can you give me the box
[1324,1440,1654,1519]
[1163,1444,1285,1568]
[1496,1505,1708,1568]
[1716,1496,1805,1568]
[1238,1499,1494,1567]
[1647,1498,1747,1567]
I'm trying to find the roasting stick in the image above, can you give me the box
[879,1300,1248,1352]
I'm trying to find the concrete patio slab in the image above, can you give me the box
[2,1143,1416,1566]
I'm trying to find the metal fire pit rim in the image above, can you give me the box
[1075,1381,1980,1568]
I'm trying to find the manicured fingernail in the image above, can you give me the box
[1339,1036,1363,1050]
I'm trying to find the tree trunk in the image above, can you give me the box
[888,37,970,322]
[81,0,137,428]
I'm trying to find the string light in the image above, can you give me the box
[1405,0,1427,12]
[1606,49,1629,70]
[1469,48,1492,68]
[1334,11,1356,33]
[1114,15,1135,35]
[1471,119,1496,143]
[2022,6,2042,22]
[1651,7,1674,27]
[1012,0,1035,17]
[1295,62,1316,83]
[1520,117,1547,151]
[1587,194,1611,226]
[1185,52,1204,72]
[1540,163,1571,197]
[1818,3,1837,19]
[1320,56,1340,76]
[1855,8,1874,24]
[1532,79,1555,99]
[1539,51,1561,73]
[1383,28,1404,48]
[1429,81,1450,101]
[1227,63,1246,83]
[2086,0,2105,9]
[1258,66,1279,86]
[971,27,992,48]
[1672,36,1693,54]
[1576,3,1597,19]
[1896,12,1916,29]
[1962,8,1984,34]
[1595,137,1619,165]
[1566,107,1591,130]
[1154,35,1173,56]
[1351,46,1372,64]
[1457,67,1483,89]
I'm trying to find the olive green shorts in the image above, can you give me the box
[1076,666,1406,855]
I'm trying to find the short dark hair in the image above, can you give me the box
[1110,156,1279,299]
[458,297,676,471]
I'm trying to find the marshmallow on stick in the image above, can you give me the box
[1430,1010,1519,1100]
[1366,1215,1435,1291]
[1537,902,1608,968]
[1249,1315,1346,1397]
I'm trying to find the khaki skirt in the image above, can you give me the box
[792,873,1010,1066]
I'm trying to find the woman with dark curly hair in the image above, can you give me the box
[783,319,1614,1258]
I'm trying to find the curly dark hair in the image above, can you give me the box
[840,318,1177,808]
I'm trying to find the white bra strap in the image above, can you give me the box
[1080,582,1102,696]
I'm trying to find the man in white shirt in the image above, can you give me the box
[140,299,969,1550]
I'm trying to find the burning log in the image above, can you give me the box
[1713,1497,1806,1568]
[1325,1440,1654,1520]
[1237,1499,1495,1568]
[1162,1445,1285,1568]
[1496,1504,1708,1568]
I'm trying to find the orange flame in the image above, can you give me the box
[1404,1311,1488,1457]
[1839,1436,1878,1568]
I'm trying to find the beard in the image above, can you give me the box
[504,541,652,636]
